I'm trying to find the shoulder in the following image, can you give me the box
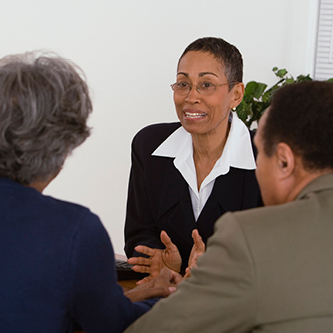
[214,196,320,245]
[132,122,181,154]
[39,193,102,231]
[134,122,181,142]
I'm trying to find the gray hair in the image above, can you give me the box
[0,51,92,185]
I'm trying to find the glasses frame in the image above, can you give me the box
[170,81,239,95]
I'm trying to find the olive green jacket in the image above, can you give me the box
[125,174,333,333]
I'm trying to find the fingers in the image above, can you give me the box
[136,275,154,286]
[188,252,200,268]
[154,267,171,285]
[127,256,152,274]
[131,264,151,274]
[153,267,176,288]
[169,269,183,285]
[155,267,182,286]
[145,286,176,299]
[125,284,175,302]
[134,245,156,257]
[127,256,151,266]
[183,267,191,279]
[192,229,205,250]
[160,231,178,252]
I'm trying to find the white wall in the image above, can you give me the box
[0,0,318,255]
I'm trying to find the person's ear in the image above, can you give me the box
[231,82,244,109]
[275,142,295,178]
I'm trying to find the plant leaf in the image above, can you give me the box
[243,81,258,103]
[243,81,267,101]
[285,78,295,85]
[253,83,267,99]
[296,74,312,82]
[276,68,288,78]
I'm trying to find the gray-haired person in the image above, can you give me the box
[0,51,178,333]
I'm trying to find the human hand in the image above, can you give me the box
[184,229,205,279]
[127,231,182,285]
[124,267,181,302]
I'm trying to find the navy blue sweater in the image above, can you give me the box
[0,177,154,333]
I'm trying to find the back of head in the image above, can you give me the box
[263,81,333,171]
[179,37,243,86]
[0,51,92,185]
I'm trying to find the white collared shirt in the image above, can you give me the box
[152,112,257,221]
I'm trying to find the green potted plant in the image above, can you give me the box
[235,68,327,129]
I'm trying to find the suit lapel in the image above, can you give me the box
[196,167,245,240]
[157,159,196,247]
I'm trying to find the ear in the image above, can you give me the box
[231,82,244,108]
[275,142,296,179]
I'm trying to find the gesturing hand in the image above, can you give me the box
[124,267,182,302]
[127,230,182,285]
[184,229,205,279]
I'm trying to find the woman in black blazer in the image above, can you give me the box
[125,37,262,277]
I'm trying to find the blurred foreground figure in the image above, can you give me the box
[125,81,333,333]
[0,51,177,333]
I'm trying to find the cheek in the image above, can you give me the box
[173,94,182,107]
[214,92,232,110]
[174,95,184,116]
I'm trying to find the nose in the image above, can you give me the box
[185,85,201,103]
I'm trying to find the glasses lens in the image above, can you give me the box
[172,82,190,95]
[197,82,216,95]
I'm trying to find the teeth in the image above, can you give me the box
[185,112,206,118]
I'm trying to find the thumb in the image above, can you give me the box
[154,267,174,287]
[192,229,205,250]
[160,230,177,251]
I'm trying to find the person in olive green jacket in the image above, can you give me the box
[125,80,333,333]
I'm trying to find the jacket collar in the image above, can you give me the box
[297,173,333,200]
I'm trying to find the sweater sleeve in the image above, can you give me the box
[68,210,156,333]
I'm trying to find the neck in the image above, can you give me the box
[191,122,231,191]
[192,121,231,162]
[286,169,333,203]
[27,172,59,193]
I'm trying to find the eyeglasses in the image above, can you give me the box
[170,81,239,96]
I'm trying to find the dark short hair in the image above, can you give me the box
[0,51,92,185]
[263,81,333,170]
[178,37,243,89]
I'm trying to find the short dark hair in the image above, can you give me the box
[0,51,92,185]
[263,81,333,171]
[178,37,243,89]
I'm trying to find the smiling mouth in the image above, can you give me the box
[184,112,207,118]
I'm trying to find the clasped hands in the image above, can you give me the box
[127,229,205,285]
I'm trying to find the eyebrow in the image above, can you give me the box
[177,71,219,78]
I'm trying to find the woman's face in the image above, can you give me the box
[174,51,242,137]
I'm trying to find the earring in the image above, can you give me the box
[232,107,236,111]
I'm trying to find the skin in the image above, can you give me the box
[124,268,181,302]
[175,51,244,189]
[28,175,58,193]
[128,229,204,285]
[254,109,332,206]
[129,51,244,280]
[183,229,205,278]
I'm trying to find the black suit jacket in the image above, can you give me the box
[124,122,262,272]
